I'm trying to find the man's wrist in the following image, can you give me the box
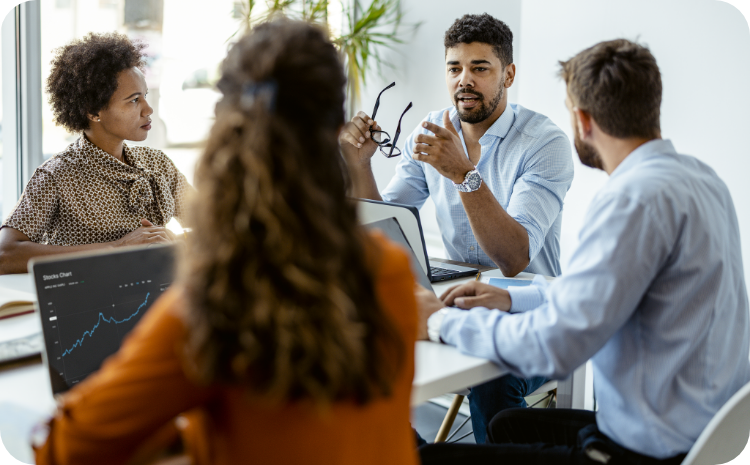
[450,164,476,184]
[453,168,483,193]
[427,307,452,343]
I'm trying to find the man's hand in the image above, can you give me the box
[413,111,475,183]
[339,111,383,166]
[114,219,176,247]
[415,285,445,340]
[440,281,512,311]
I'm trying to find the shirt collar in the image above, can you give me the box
[609,138,676,179]
[77,135,138,168]
[450,103,515,143]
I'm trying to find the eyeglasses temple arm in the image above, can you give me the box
[391,102,413,147]
[371,81,396,121]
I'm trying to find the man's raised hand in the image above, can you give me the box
[413,110,475,183]
[339,111,383,166]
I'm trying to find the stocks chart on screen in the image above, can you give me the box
[32,245,175,393]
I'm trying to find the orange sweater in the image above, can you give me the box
[35,234,419,465]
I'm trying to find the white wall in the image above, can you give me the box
[363,0,750,282]
[357,0,522,257]
[516,0,750,275]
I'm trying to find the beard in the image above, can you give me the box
[453,86,503,124]
[573,130,604,170]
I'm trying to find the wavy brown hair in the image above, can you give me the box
[181,20,403,405]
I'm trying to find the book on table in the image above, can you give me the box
[0,288,36,320]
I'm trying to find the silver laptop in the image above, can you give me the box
[358,199,478,282]
[29,245,175,395]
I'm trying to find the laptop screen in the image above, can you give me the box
[30,245,176,394]
[364,217,434,292]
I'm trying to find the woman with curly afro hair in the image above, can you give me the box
[0,32,193,274]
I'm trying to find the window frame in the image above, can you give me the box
[2,0,43,220]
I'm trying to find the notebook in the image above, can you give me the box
[29,245,176,394]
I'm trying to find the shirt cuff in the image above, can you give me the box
[438,308,469,346]
[508,275,548,313]
[427,308,452,342]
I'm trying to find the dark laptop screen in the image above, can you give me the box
[31,245,175,394]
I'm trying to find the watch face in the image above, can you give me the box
[466,171,482,191]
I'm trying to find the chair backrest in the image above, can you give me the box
[681,380,750,465]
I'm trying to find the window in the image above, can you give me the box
[0,11,4,214]
[36,0,250,230]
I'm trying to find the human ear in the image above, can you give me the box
[504,63,516,88]
[573,108,593,140]
[87,113,101,123]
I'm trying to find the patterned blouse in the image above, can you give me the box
[2,136,193,246]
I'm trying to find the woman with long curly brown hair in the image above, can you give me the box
[33,20,420,465]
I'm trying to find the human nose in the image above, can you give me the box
[458,69,474,88]
[142,97,154,117]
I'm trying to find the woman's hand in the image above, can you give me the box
[114,219,176,247]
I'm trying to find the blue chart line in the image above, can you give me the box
[61,293,150,357]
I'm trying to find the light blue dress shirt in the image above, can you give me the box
[438,139,750,458]
[381,104,573,276]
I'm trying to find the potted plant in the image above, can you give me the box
[232,0,415,117]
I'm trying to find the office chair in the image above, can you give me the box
[681,380,750,465]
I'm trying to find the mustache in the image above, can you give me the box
[454,88,484,101]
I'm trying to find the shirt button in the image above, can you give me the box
[470,246,475,251]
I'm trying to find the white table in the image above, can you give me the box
[0,270,585,413]
[0,270,587,462]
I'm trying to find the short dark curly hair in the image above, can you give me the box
[46,32,146,133]
[444,13,513,67]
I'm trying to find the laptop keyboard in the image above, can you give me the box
[430,266,456,277]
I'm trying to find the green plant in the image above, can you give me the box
[232,0,415,117]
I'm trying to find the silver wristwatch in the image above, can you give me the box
[454,168,482,193]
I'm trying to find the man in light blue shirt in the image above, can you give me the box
[340,13,573,443]
[418,39,750,464]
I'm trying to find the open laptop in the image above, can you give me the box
[364,217,434,292]
[29,245,176,395]
[358,199,477,282]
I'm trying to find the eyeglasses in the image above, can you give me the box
[370,82,413,158]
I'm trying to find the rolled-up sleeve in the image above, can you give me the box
[506,134,573,263]
[3,168,58,242]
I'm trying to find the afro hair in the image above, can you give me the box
[46,32,146,133]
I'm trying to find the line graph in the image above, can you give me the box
[61,292,150,357]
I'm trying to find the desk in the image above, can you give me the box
[0,270,587,461]
[0,270,586,409]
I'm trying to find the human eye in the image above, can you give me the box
[448,67,460,73]
[474,67,487,72]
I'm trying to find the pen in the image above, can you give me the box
[475,271,482,281]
